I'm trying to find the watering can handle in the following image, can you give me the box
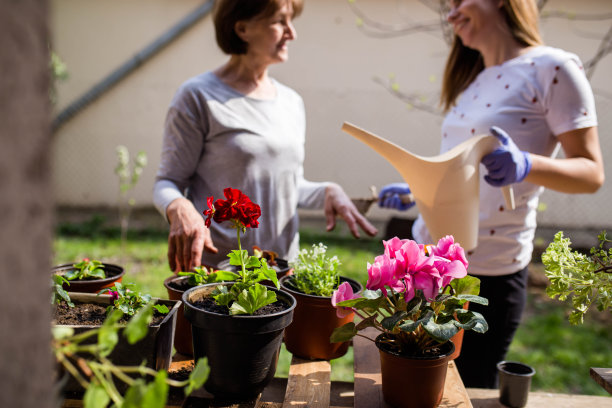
[502,186,515,210]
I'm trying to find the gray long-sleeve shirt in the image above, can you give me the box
[154,71,328,267]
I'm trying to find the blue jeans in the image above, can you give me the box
[455,266,529,388]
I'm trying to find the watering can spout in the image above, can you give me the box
[341,122,514,251]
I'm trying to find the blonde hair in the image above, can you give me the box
[440,0,543,112]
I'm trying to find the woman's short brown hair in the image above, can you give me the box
[214,0,304,55]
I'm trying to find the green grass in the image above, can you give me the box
[52,220,612,395]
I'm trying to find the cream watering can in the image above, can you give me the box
[342,122,515,251]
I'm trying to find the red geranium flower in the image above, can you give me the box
[203,187,261,230]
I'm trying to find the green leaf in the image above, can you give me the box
[185,358,210,395]
[141,370,169,408]
[124,302,153,344]
[457,294,488,306]
[83,384,110,408]
[52,326,74,340]
[229,284,277,315]
[153,304,169,314]
[122,379,147,408]
[330,322,358,343]
[398,309,434,333]
[209,270,240,282]
[422,319,459,343]
[98,309,123,356]
[381,311,407,331]
[450,275,481,296]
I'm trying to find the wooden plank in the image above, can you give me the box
[467,388,612,408]
[353,328,387,408]
[590,367,612,395]
[441,361,473,408]
[353,327,472,408]
[281,356,331,408]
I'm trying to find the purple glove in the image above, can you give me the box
[482,126,532,187]
[378,183,415,211]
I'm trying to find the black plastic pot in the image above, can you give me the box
[182,283,296,400]
[56,292,180,393]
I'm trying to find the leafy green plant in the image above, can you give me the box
[67,258,106,280]
[202,187,279,315]
[542,230,612,325]
[52,274,74,307]
[100,282,169,317]
[289,243,341,296]
[53,304,209,408]
[178,265,238,287]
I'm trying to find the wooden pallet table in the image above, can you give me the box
[62,327,473,408]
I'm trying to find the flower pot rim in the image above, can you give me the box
[374,332,455,360]
[52,262,125,284]
[163,274,193,292]
[497,361,536,377]
[279,275,363,299]
[53,292,181,329]
[182,282,296,319]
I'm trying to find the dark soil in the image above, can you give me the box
[53,301,166,325]
[167,278,195,292]
[192,297,289,316]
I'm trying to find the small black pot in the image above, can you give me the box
[182,283,296,400]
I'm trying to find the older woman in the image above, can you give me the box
[154,0,377,272]
[379,0,604,388]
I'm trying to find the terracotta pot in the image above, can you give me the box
[56,292,180,393]
[163,275,195,356]
[183,283,296,400]
[375,334,455,408]
[448,301,470,360]
[280,275,362,360]
[52,262,125,293]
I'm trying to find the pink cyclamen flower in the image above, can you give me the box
[430,235,468,269]
[109,290,120,301]
[331,282,358,318]
[366,255,404,293]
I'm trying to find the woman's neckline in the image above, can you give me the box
[209,71,278,102]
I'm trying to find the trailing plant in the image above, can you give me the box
[53,304,209,408]
[331,236,488,356]
[100,282,169,317]
[202,187,279,315]
[542,230,612,325]
[289,243,341,296]
[67,258,106,280]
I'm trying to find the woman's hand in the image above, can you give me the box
[481,126,532,187]
[324,183,378,238]
[166,198,218,273]
[378,183,415,211]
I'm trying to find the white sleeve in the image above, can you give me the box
[152,179,184,222]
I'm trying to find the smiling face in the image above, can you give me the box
[236,0,297,66]
[446,0,505,51]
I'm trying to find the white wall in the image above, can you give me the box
[51,0,612,228]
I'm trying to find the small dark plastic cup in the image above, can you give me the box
[497,361,536,408]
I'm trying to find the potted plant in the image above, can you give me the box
[52,282,181,394]
[53,304,209,407]
[280,242,362,360]
[542,230,612,325]
[52,257,125,293]
[182,187,296,400]
[331,236,488,408]
[217,245,293,284]
[164,265,236,356]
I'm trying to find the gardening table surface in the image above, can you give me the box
[61,327,612,408]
